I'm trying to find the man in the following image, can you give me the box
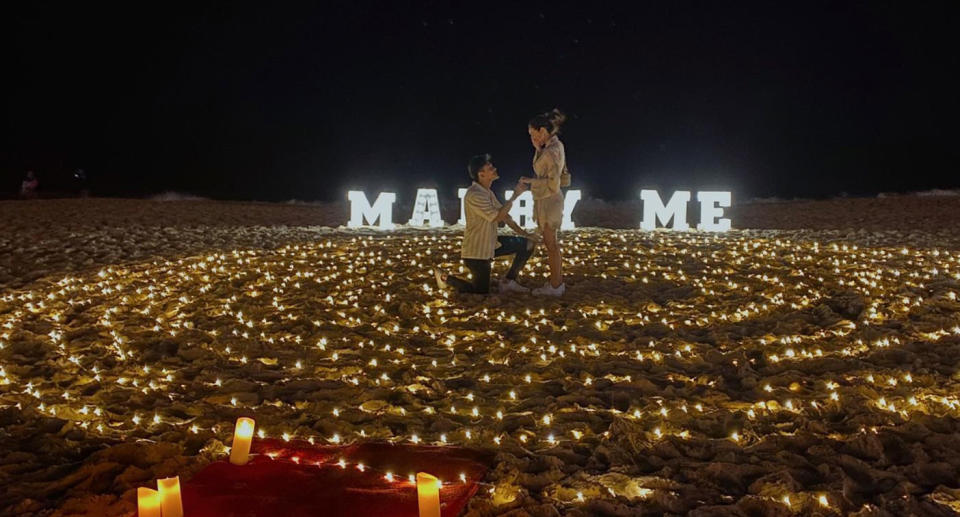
[20,171,39,199]
[435,154,538,294]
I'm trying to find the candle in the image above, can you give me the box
[137,487,161,517]
[157,476,183,517]
[229,417,256,465]
[416,472,441,517]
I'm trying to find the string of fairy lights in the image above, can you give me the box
[2,230,960,512]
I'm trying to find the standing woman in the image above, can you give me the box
[521,109,568,296]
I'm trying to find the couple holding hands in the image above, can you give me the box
[435,109,569,297]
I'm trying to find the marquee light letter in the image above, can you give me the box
[407,188,444,228]
[457,188,467,225]
[697,191,731,232]
[504,190,536,229]
[640,190,691,230]
[347,191,396,229]
[561,189,582,230]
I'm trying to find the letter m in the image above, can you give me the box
[347,191,396,229]
[640,190,690,230]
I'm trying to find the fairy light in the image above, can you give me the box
[1,231,956,514]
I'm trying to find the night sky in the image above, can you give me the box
[5,2,958,202]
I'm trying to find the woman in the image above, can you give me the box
[521,109,567,296]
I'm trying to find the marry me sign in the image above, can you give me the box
[347,189,731,232]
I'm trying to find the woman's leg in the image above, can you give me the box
[540,223,563,288]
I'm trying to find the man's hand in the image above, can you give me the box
[515,181,530,193]
[524,230,542,244]
[519,177,533,185]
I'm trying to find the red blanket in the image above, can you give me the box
[180,439,492,517]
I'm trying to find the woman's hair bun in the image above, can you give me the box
[529,108,568,135]
[549,109,567,127]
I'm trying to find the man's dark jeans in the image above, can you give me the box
[447,236,534,294]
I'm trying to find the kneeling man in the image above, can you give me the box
[435,154,537,294]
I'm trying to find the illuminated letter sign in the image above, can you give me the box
[460,189,581,230]
[347,191,396,229]
[504,190,536,229]
[346,188,728,231]
[561,189,581,230]
[641,190,691,230]
[407,188,444,228]
[457,188,468,225]
[697,191,731,232]
[639,190,732,231]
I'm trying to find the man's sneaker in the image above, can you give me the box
[532,282,565,297]
[434,270,449,290]
[499,279,530,294]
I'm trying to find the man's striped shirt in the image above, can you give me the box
[461,182,502,260]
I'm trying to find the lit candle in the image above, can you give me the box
[137,487,161,517]
[229,417,256,465]
[157,477,183,517]
[416,472,441,517]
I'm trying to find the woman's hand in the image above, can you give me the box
[519,177,533,185]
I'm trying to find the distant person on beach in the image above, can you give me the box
[73,168,89,197]
[435,154,538,294]
[520,109,568,296]
[20,170,39,199]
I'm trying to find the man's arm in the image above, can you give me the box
[504,217,538,241]
[495,182,528,222]
[495,198,515,222]
[465,191,501,222]
[467,188,524,223]
[504,217,525,234]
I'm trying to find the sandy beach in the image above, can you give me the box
[4,195,960,291]
[3,196,960,516]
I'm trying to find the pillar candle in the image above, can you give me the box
[137,487,161,517]
[230,417,256,465]
[416,472,441,517]
[157,476,184,517]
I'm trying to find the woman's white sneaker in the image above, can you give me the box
[533,282,565,296]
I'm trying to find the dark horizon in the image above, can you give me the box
[5,2,958,203]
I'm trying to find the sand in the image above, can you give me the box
[2,196,960,516]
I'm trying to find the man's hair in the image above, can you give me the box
[467,153,493,181]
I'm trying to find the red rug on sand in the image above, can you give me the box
[180,439,492,517]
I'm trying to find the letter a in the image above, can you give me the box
[408,188,444,227]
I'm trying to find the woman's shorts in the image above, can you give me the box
[534,192,564,230]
